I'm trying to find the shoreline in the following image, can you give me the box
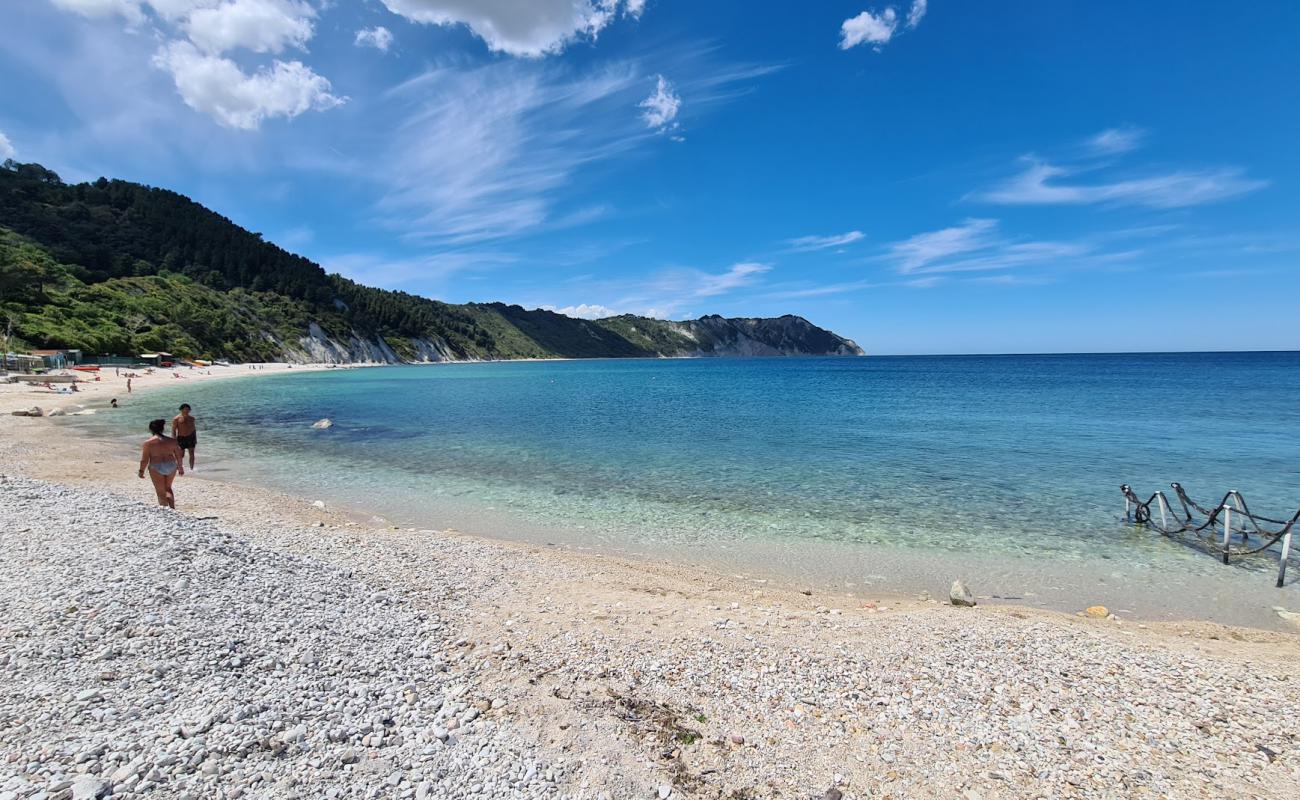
[6,359,1299,631]
[2,364,1299,797]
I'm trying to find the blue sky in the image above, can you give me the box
[2,1,1298,353]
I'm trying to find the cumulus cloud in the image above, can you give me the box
[379,0,646,58]
[977,161,1267,209]
[184,0,316,55]
[639,74,680,131]
[47,0,344,129]
[787,230,865,251]
[0,130,15,159]
[355,25,394,52]
[840,1,927,50]
[840,7,897,49]
[153,40,344,129]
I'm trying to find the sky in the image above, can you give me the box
[1,1,1298,354]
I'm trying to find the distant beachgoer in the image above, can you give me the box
[172,403,198,470]
[110,398,118,408]
[139,419,183,508]
[127,377,133,393]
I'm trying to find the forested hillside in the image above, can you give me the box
[0,161,863,362]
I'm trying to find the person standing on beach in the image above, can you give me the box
[139,419,183,508]
[127,377,132,393]
[172,403,198,470]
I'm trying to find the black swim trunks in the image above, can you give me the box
[177,434,197,450]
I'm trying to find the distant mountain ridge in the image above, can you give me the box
[0,161,864,363]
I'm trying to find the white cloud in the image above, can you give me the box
[0,131,15,160]
[787,230,865,251]
[639,74,680,131]
[546,303,621,319]
[840,1,927,50]
[544,262,772,321]
[355,25,394,52]
[48,0,147,23]
[840,7,897,50]
[1087,127,1144,155]
[697,262,770,296]
[881,218,1159,279]
[890,218,999,272]
[380,0,646,58]
[153,40,344,129]
[906,0,927,28]
[978,160,1267,209]
[185,0,315,55]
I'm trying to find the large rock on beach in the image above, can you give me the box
[949,580,976,607]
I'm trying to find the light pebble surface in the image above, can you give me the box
[3,372,1300,798]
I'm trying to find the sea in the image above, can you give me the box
[76,352,1300,627]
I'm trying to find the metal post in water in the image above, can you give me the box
[1278,530,1293,588]
[1221,502,1233,565]
[1156,492,1168,530]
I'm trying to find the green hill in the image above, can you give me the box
[0,161,863,362]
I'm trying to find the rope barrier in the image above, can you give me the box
[1120,483,1299,587]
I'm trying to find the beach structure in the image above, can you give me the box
[138,352,175,367]
[1,353,45,373]
[28,348,82,368]
[1122,483,1299,587]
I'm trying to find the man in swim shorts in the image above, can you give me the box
[172,403,198,470]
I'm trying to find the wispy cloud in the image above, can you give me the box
[786,230,865,252]
[545,261,773,320]
[377,50,776,244]
[324,249,517,289]
[976,160,1267,209]
[889,218,1000,272]
[0,129,15,159]
[881,218,1148,278]
[1086,126,1144,156]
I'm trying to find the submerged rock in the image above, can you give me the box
[311,418,333,429]
[949,580,976,607]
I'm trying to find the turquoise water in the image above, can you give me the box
[83,354,1300,623]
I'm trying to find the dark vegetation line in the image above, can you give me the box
[0,161,862,362]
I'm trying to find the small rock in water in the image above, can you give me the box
[312,500,326,509]
[1085,605,1109,619]
[311,418,334,429]
[949,580,976,607]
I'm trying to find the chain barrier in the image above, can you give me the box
[1120,483,1298,588]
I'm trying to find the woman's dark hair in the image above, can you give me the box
[179,403,191,411]
[148,419,166,435]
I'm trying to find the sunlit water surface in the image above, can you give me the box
[76,353,1300,627]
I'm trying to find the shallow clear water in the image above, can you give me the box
[81,354,1300,625]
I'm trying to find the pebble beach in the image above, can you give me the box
[2,368,1299,799]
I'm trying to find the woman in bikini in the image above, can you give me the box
[139,418,184,508]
